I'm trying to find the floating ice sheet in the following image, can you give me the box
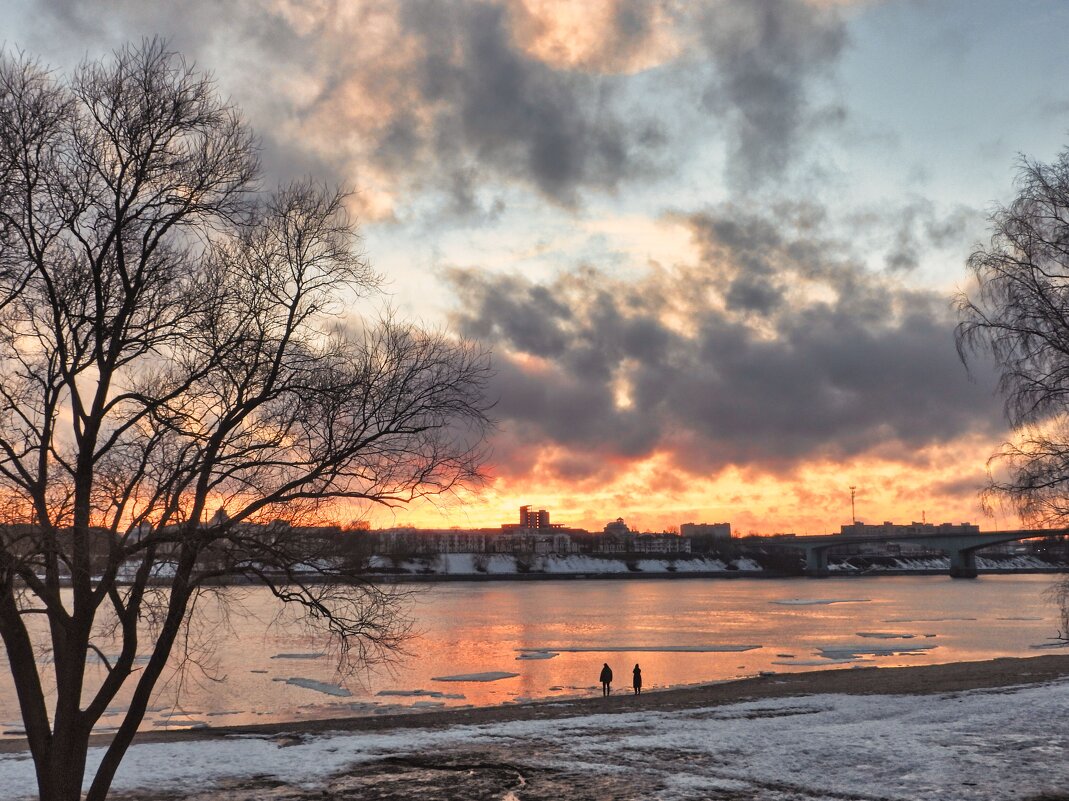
[772,658,874,666]
[516,651,560,660]
[772,599,871,606]
[270,653,326,660]
[817,643,937,659]
[431,671,520,682]
[882,617,975,623]
[277,677,352,697]
[516,645,761,654]
[375,689,465,699]
[855,632,916,639]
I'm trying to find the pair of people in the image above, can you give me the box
[599,662,642,696]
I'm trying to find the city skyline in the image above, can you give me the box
[6,2,1069,534]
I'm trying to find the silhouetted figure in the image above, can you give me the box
[633,664,642,695]
[600,663,613,696]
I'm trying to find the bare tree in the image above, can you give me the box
[957,146,1069,635]
[0,41,490,801]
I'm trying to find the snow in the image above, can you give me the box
[431,672,520,682]
[5,678,1069,799]
[367,554,742,576]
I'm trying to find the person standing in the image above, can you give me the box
[633,664,642,695]
[600,662,613,696]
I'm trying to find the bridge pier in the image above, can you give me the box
[949,548,978,579]
[804,547,829,577]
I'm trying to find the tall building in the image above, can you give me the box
[518,505,553,529]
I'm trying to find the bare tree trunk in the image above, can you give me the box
[0,587,54,798]
[85,569,193,801]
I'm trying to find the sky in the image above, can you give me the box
[3,0,1068,534]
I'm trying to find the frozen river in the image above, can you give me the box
[0,574,1065,735]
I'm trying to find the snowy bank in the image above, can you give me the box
[366,553,755,577]
[4,670,1069,800]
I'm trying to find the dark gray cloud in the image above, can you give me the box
[881,200,978,272]
[448,204,1003,480]
[693,0,847,187]
[13,0,851,214]
[387,0,661,206]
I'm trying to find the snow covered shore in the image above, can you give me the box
[366,553,763,577]
[366,552,1065,578]
[4,657,1069,800]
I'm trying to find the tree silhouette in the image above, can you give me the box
[0,40,490,801]
[958,146,1069,638]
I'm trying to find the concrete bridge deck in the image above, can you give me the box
[750,529,1067,578]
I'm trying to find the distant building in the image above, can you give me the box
[680,522,731,539]
[838,521,980,538]
[493,530,575,554]
[633,534,692,554]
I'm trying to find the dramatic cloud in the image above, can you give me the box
[21,0,850,215]
[448,203,1002,481]
[692,0,847,186]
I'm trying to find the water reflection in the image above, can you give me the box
[0,574,1062,736]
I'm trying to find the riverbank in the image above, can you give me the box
[4,655,1069,800]
[362,551,1068,582]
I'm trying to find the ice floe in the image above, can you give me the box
[515,644,761,654]
[275,677,352,697]
[270,653,326,660]
[772,658,874,666]
[515,650,559,660]
[855,632,916,639]
[375,689,465,699]
[771,598,871,606]
[431,671,520,682]
[817,643,937,659]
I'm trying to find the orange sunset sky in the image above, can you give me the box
[12,1,1069,534]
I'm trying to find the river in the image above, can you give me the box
[0,574,1064,736]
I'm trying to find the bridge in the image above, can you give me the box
[758,529,1067,578]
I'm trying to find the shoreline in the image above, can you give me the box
[6,653,1067,756]
[368,566,1069,582]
